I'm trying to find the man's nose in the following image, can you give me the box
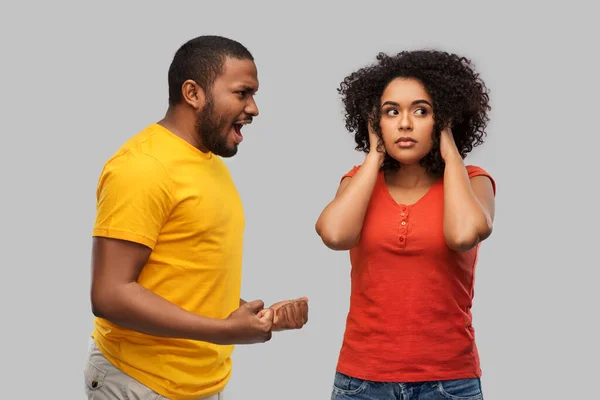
[245,97,259,117]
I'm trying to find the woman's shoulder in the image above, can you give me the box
[464,164,496,195]
[343,165,361,179]
[339,164,384,182]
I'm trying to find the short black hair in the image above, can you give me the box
[338,50,491,175]
[168,35,254,105]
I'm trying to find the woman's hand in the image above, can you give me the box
[368,119,386,164]
[440,126,461,162]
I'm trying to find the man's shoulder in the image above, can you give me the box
[99,141,171,189]
[102,124,170,172]
[103,149,167,176]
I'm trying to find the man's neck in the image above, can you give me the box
[158,106,208,152]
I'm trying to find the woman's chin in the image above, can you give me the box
[386,153,424,166]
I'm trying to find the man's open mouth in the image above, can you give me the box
[233,120,252,139]
[233,123,243,138]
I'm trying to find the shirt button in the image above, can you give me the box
[401,221,406,226]
[400,213,406,216]
[91,380,98,389]
[399,236,404,242]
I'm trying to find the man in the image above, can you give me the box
[84,35,309,400]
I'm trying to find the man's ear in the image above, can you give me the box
[181,80,206,110]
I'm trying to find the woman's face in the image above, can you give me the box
[378,77,435,165]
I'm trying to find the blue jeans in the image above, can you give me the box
[331,372,483,400]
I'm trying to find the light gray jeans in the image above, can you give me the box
[84,339,224,400]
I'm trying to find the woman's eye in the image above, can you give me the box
[386,109,398,116]
[415,109,427,115]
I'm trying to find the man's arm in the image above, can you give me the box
[91,238,275,345]
[91,236,232,343]
[90,153,273,345]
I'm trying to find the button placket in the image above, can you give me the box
[398,206,408,247]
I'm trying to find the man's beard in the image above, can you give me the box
[195,97,238,158]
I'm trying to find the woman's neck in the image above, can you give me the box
[385,164,438,188]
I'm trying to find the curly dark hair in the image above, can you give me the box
[338,50,491,175]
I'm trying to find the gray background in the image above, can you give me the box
[1,1,598,399]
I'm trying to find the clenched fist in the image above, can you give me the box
[269,297,309,332]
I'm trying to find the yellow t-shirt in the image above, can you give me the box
[91,123,244,400]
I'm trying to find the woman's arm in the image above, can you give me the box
[315,152,383,250]
[316,123,385,250]
[441,128,495,252]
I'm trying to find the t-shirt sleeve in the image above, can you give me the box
[466,165,496,196]
[341,165,361,182]
[92,152,174,249]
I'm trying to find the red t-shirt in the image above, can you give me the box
[336,164,496,382]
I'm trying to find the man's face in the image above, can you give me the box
[195,57,259,158]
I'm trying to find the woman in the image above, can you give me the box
[316,50,496,400]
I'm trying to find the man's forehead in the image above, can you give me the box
[220,57,258,86]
